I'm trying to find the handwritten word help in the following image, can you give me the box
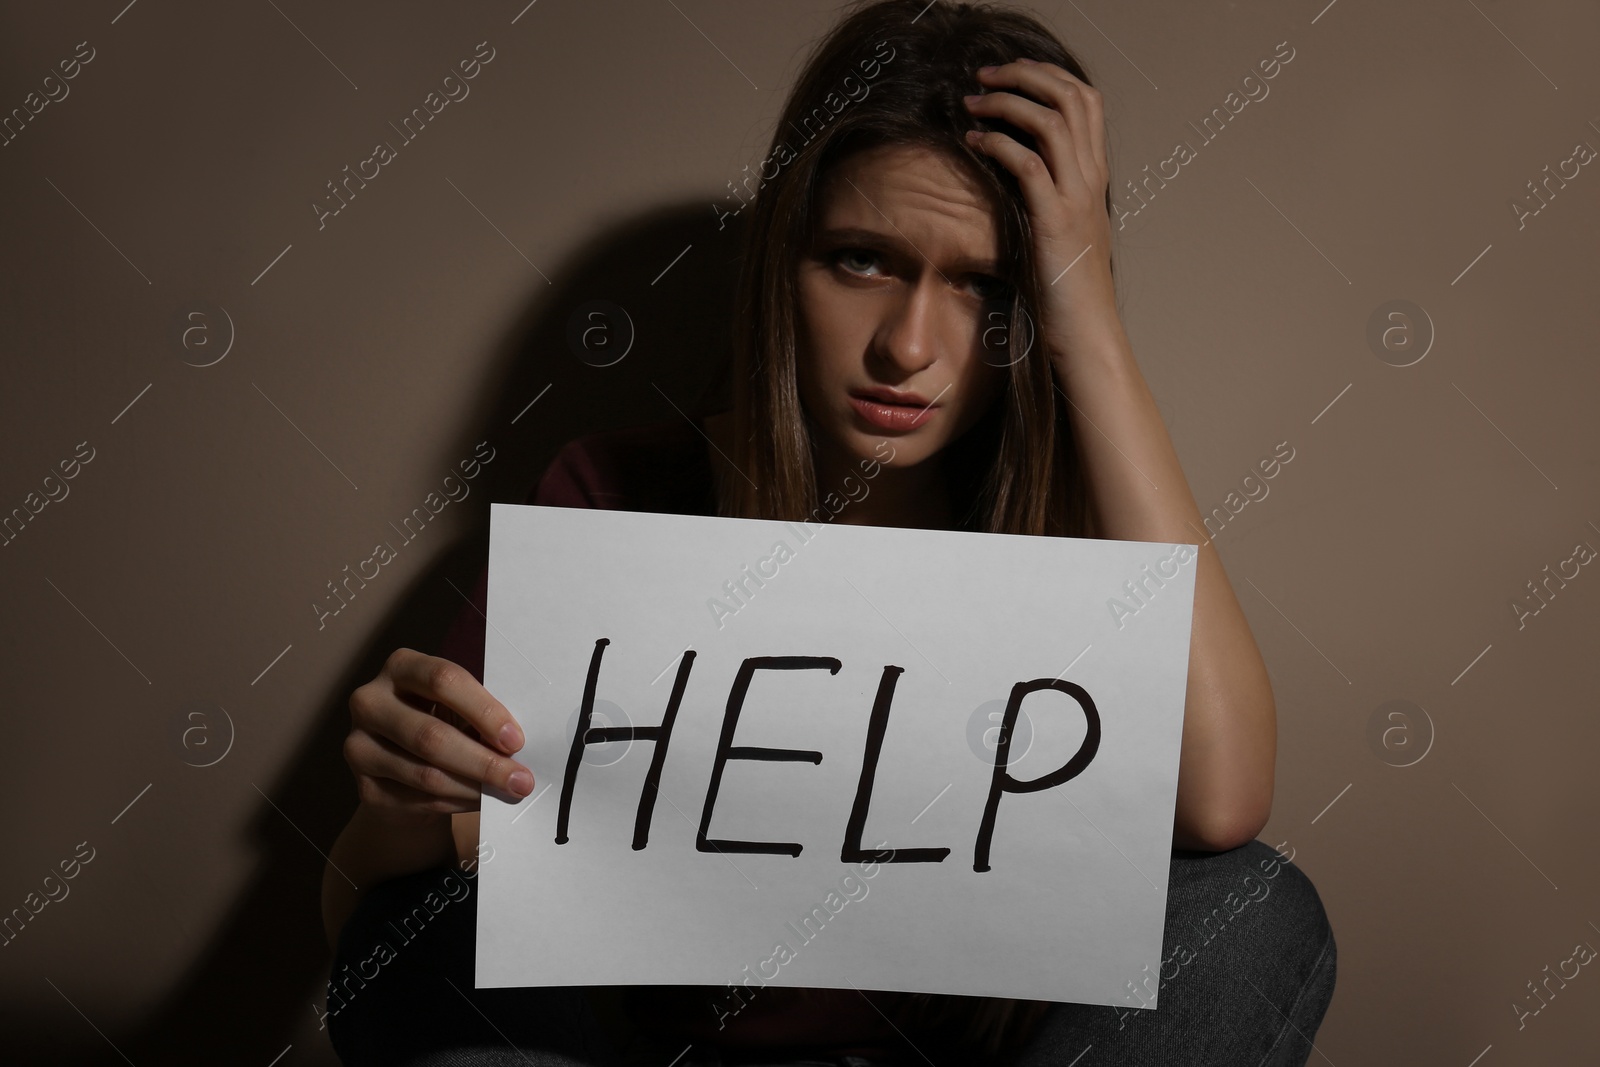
[556,647,1101,873]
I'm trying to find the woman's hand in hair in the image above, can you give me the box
[343,647,534,815]
[963,58,1122,381]
[969,66,1277,850]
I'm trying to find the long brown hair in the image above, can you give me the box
[713,0,1115,548]
[709,0,1117,1057]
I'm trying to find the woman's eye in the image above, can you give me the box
[833,248,882,277]
[971,276,1010,300]
[831,248,1008,299]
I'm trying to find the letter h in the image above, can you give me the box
[555,638,692,850]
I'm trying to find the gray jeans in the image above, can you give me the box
[326,840,1335,1067]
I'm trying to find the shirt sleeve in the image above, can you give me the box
[435,440,599,683]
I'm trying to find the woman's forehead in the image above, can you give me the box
[814,145,1003,266]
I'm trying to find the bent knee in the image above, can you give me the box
[1169,839,1334,962]
[1243,840,1333,946]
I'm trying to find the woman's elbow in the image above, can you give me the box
[1177,795,1272,853]
[1183,700,1276,851]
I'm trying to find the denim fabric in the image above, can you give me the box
[326,840,1334,1067]
[998,840,1337,1067]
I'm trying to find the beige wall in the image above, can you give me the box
[2,1,1596,1062]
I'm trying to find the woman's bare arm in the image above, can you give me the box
[965,60,1275,851]
[1058,327,1277,852]
[323,648,533,950]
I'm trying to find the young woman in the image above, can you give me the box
[321,2,1336,1064]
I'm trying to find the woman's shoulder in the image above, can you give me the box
[531,415,716,515]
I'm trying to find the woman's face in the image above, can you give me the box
[795,142,1013,472]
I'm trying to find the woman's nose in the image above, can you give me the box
[874,277,941,374]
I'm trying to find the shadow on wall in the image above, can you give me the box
[5,204,746,1065]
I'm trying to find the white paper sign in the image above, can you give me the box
[476,503,1196,1008]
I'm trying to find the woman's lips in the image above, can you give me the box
[848,394,938,431]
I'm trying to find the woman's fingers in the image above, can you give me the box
[1020,58,1107,189]
[361,694,534,800]
[344,729,482,805]
[356,770,482,815]
[966,92,1089,205]
[973,61,1105,195]
[349,651,534,800]
[969,70,1088,200]
[385,647,526,755]
[966,127,1068,235]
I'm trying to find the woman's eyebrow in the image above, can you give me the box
[814,226,1001,275]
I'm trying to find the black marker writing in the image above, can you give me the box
[550,641,1102,872]
[555,638,692,849]
[973,678,1101,872]
[697,656,836,857]
[840,664,951,864]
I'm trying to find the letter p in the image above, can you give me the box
[973,678,1101,872]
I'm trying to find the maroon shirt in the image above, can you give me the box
[438,417,718,682]
[436,415,917,1055]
